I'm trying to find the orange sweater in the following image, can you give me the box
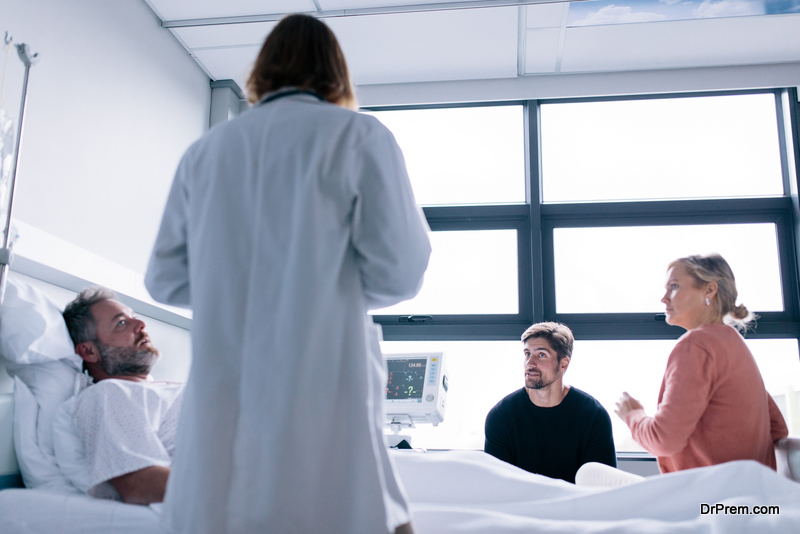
[625,324,788,473]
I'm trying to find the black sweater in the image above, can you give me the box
[484,387,616,483]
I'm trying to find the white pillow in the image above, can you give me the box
[12,377,74,492]
[0,277,79,368]
[52,377,92,493]
[1,277,82,490]
[5,360,80,461]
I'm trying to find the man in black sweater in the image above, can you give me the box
[484,322,616,483]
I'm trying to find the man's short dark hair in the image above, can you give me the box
[63,287,116,346]
[520,322,574,362]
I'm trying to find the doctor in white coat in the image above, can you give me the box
[145,14,431,534]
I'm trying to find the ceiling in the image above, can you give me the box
[142,0,800,94]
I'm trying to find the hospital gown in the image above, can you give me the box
[73,379,184,500]
[145,91,431,534]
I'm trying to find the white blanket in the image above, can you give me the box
[395,451,800,533]
[1,450,798,533]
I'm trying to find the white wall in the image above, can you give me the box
[2,0,210,275]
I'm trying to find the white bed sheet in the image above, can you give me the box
[0,487,161,533]
[1,450,798,533]
[396,451,800,533]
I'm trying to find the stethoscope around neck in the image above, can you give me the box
[258,87,324,106]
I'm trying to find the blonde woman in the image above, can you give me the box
[616,253,788,473]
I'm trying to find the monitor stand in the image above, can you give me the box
[386,418,413,448]
[386,432,413,448]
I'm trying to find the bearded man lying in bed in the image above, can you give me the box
[62,287,183,505]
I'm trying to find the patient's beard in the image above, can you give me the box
[96,340,160,377]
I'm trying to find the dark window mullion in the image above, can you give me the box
[784,88,800,323]
[421,204,528,224]
[775,211,800,319]
[541,88,781,107]
[551,312,800,341]
[541,197,792,225]
[527,100,545,325]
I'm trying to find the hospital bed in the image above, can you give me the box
[1,273,800,533]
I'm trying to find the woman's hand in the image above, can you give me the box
[615,392,645,421]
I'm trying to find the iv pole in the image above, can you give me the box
[0,35,39,307]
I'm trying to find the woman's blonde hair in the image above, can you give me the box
[246,14,356,109]
[669,253,755,330]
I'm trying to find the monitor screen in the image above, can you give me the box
[384,352,447,427]
[386,358,427,403]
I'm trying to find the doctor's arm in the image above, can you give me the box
[145,157,191,307]
[351,126,431,309]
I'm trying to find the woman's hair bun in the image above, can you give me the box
[731,303,749,320]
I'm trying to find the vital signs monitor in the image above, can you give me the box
[384,352,448,431]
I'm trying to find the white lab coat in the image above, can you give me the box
[145,91,431,534]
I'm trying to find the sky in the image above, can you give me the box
[567,0,800,27]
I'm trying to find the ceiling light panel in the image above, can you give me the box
[525,28,560,73]
[149,0,314,21]
[561,15,800,73]
[173,21,277,49]
[319,0,477,9]
[526,2,566,29]
[326,7,519,85]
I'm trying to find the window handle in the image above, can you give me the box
[399,315,433,323]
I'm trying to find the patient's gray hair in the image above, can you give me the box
[63,287,116,346]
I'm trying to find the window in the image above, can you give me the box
[373,230,519,316]
[365,105,526,206]
[553,223,783,314]
[365,106,533,335]
[540,93,783,203]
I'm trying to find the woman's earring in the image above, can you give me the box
[705,298,710,306]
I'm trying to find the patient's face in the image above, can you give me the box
[90,299,160,376]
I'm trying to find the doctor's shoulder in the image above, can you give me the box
[343,110,403,151]
[353,110,392,134]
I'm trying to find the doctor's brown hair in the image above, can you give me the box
[246,14,356,109]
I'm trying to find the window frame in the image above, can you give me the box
[541,197,800,339]
[363,89,800,346]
